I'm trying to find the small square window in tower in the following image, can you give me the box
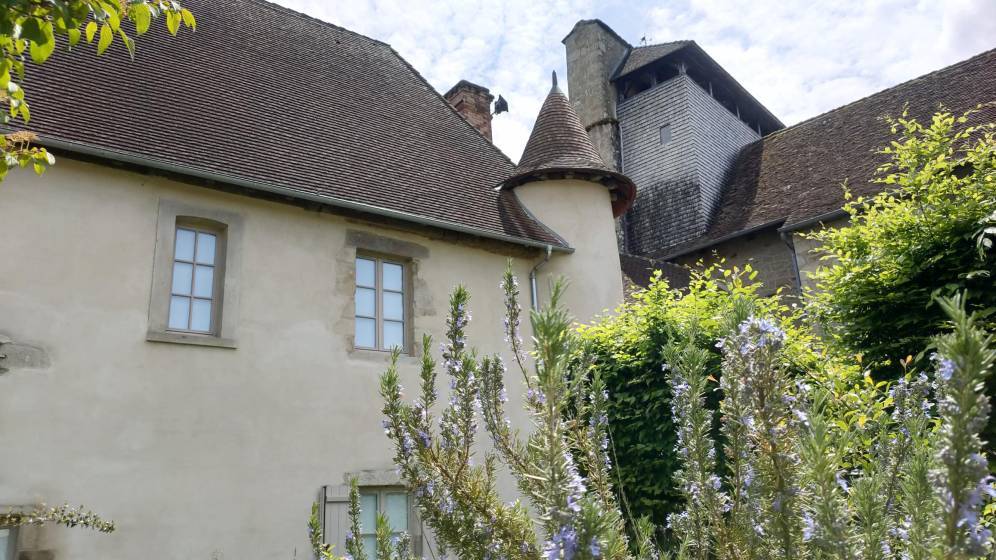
[659,124,672,145]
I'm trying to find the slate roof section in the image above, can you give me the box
[620,253,689,294]
[658,47,996,257]
[16,0,567,249]
[613,41,692,80]
[502,74,637,217]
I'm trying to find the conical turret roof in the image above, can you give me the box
[501,72,636,217]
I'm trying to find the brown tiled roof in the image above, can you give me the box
[16,0,566,249]
[613,41,692,79]
[660,48,996,257]
[502,74,636,217]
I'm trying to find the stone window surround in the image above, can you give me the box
[346,230,427,358]
[146,199,243,349]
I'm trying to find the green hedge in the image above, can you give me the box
[578,265,819,537]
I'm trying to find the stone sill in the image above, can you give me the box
[146,329,237,349]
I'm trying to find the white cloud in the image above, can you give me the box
[276,0,995,159]
[643,0,996,126]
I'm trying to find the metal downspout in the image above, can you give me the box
[529,245,553,310]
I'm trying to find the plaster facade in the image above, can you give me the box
[0,159,624,559]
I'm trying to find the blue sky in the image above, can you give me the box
[279,0,996,162]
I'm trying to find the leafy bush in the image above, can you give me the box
[808,107,996,371]
[575,264,821,536]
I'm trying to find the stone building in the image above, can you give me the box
[0,2,634,559]
[564,19,996,295]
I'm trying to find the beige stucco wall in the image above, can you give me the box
[513,179,625,324]
[0,159,623,559]
[790,219,847,294]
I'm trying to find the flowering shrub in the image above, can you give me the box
[373,265,658,560]
[304,259,996,560]
[665,294,996,559]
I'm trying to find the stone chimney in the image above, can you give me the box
[444,80,495,141]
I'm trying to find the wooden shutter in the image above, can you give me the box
[322,484,352,556]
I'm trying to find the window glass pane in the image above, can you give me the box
[193,265,214,298]
[362,535,377,556]
[171,262,193,295]
[175,228,195,261]
[1,528,11,560]
[355,287,376,317]
[383,292,403,321]
[383,321,404,350]
[385,493,408,533]
[659,124,672,145]
[356,258,376,288]
[359,493,378,534]
[196,232,216,265]
[383,263,403,291]
[168,296,190,329]
[190,299,212,332]
[355,317,376,348]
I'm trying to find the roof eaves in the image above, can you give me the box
[659,218,785,261]
[40,136,573,253]
[682,42,784,129]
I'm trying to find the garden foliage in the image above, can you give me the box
[312,269,996,560]
[373,266,657,560]
[808,107,996,372]
[574,264,821,535]
[666,294,996,560]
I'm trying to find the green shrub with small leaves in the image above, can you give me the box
[576,264,824,541]
[807,106,996,443]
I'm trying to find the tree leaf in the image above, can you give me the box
[165,11,180,36]
[131,3,151,35]
[67,27,81,48]
[28,22,56,64]
[181,8,197,31]
[85,21,98,43]
[97,23,113,55]
[118,29,135,60]
[20,18,50,45]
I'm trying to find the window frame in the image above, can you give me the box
[167,222,225,335]
[354,253,408,353]
[147,200,243,349]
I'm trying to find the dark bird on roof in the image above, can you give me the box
[493,94,509,115]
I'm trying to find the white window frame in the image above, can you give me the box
[167,224,222,334]
[354,254,408,353]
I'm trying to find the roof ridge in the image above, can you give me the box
[248,0,391,48]
[633,39,693,49]
[385,42,517,167]
[762,47,996,141]
[250,0,517,166]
